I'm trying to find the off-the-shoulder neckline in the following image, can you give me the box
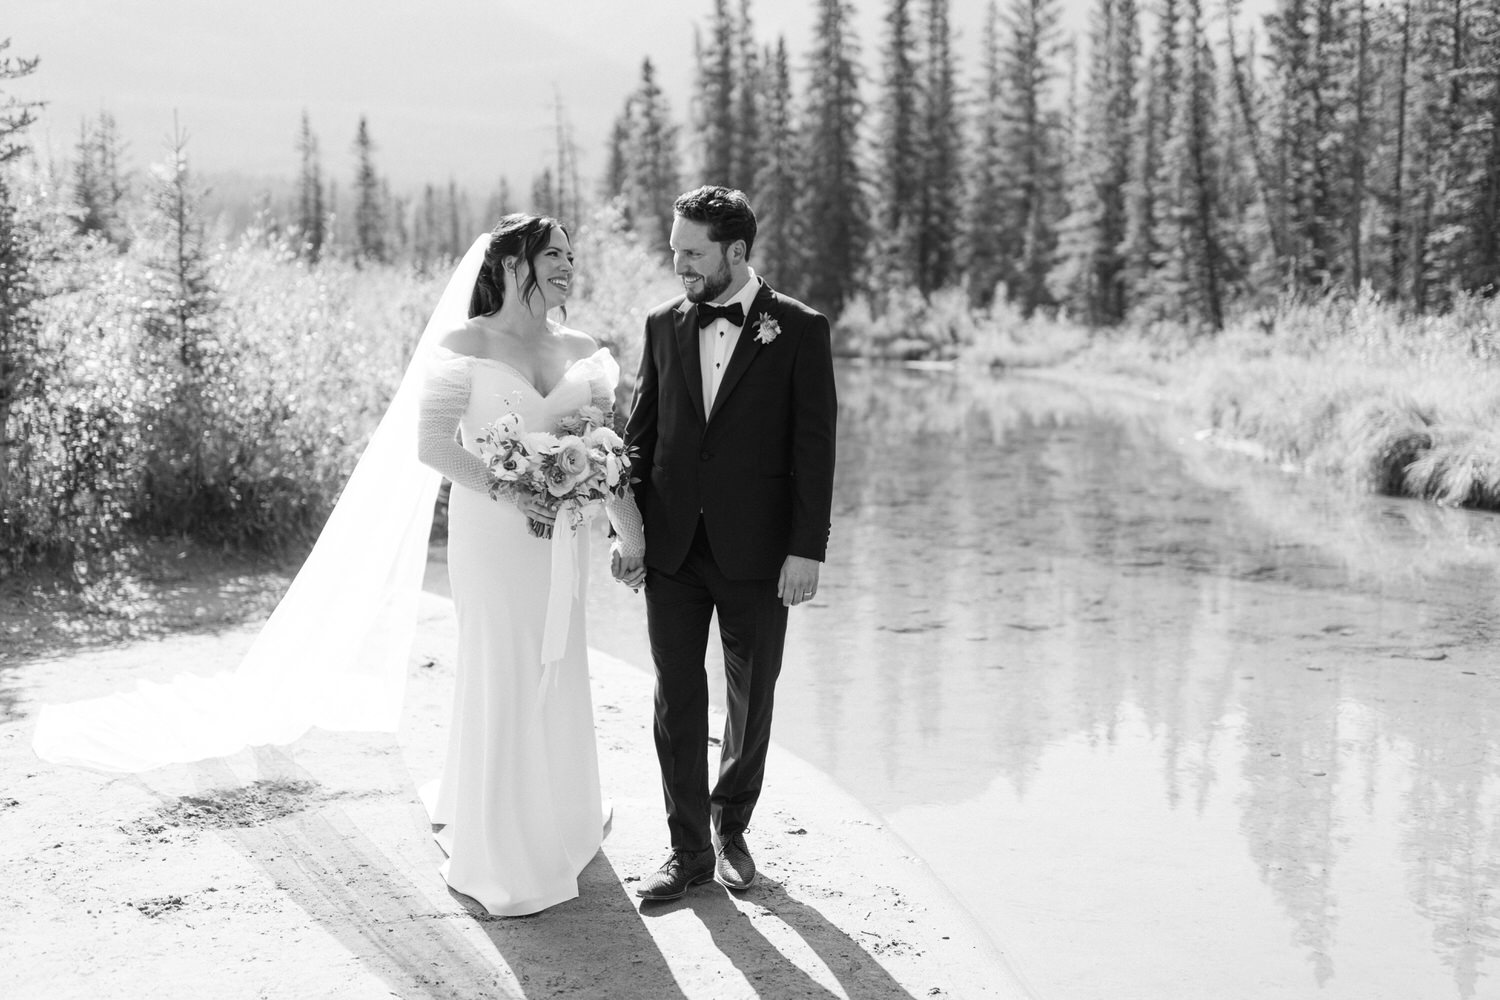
[432,345,608,398]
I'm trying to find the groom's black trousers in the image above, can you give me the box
[644,518,789,853]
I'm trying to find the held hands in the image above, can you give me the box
[611,541,646,591]
[608,545,819,604]
[778,555,821,608]
[517,496,556,526]
[518,496,557,539]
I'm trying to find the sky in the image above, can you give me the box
[8,0,1008,199]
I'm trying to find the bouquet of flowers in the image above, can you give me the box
[475,404,634,539]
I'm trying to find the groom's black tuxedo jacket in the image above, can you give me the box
[624,280,837,580]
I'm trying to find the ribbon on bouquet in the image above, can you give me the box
[539,499,604,692]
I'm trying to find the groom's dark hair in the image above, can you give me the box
[674,186,757,259]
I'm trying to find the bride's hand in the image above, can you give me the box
[516,497,555,523]
[611,544,646,591]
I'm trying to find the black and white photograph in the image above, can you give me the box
[4,0,1500,997]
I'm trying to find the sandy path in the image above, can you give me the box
[2,570,1031,1000]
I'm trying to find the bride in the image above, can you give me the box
[416,214,641,914]
[32,213,643,917]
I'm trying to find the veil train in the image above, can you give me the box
[31,236,491,772]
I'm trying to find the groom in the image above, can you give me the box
[614,185,837,899]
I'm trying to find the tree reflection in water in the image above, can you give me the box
[800,362,1500,998]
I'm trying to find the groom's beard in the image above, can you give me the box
[683,251,732,303]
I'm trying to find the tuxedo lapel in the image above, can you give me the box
[673,300,708,425]
[707,282,778,424]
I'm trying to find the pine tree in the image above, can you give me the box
[0,39,44,551]
[1049,0,1138,323]
[965,1,1010,307]
[751,37,800,286]
[550,91,583,224]
[1419,0,1499,302]
[795,0,869,315]
[485,176,514,226]
[1263,0,1371,290]
[447,178,467,258]
[416,183,442,260]
[602,112,632,209]
[1213,13,1272,297]
[296,110,326,263]
[873,0,922,288]
[352,116,387,264]
[532,167,558,218]
[997,0,1066,315]
[1347,0,1370,288]
[618,58,682,251]
[1120,0,1180,310]
[137,119,220,533]
[326,179,341,255]
[142,119,216,372]
[729,0,765,194]
[387,182,410,260]
[1224,0,1290,271]
[693,0,738,185]
[1399,0,1453,309]
[913,0,964,295]
[71,111,128,245]
[1145,0,1230,328]
[72,117,106,236]
[1473,0,1500,295]
[1380,0,1416,301]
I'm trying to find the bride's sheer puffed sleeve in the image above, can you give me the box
[571,345,646,558]
[417,350,493,496]
[606,488,645,558]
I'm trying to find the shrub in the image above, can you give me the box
[3,194,682,571]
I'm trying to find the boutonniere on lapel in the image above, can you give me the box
[753,315,782,346]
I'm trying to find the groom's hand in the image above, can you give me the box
[611,543,646,590]
[778,556,821,608]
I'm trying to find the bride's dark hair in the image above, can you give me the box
[469,213,570,318]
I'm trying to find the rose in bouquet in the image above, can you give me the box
[476,404,634,538]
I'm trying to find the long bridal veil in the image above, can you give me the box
[31,236,491,772]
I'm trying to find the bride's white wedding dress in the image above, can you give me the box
[416,343,623,916]
[31,235,643,917]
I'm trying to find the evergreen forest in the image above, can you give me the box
[2,0,1499,576]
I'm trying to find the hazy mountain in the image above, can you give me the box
[10,0,1027,200]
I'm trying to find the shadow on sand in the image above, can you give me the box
[638,876,919,1000]
[177,749,687,1000]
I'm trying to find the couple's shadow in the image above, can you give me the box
[627,869,919,1000]
[205,746,914,999]
[458,852,918,1000]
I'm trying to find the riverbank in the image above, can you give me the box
[1,549,1031,1000]
[1051,294,1500,512]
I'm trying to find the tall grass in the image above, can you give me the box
[836,285,1089,366]
[1171,287,1500,509]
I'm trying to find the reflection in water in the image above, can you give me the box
[587,363,1500,999]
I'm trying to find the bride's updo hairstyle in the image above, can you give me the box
[469,213,570,319]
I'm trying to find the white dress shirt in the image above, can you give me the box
[699,268,761,414]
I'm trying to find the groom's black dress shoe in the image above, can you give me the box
[715,831,756,890]
[635,848,715,901]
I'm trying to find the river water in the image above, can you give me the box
[587,363,1500,1000]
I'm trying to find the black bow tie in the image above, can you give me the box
[696,301,745,328]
